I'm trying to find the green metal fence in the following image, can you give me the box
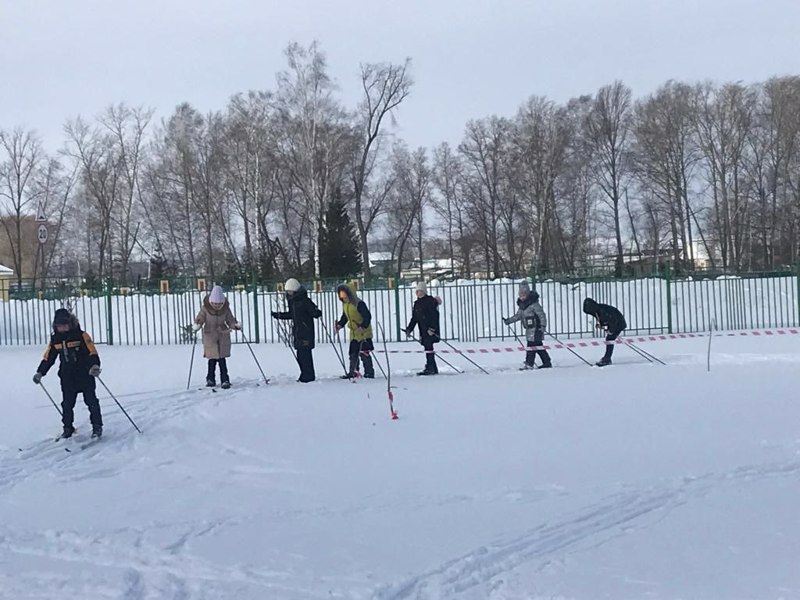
[1,270,799,347]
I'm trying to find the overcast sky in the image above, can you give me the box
[2,0,799,152]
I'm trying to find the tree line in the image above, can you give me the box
[2,41,800,289]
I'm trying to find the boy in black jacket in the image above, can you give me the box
[33,308,103,438]
[583,297,627,366]
[404,282,441,375]
[271,278,322,383]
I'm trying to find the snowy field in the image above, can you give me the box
[2,335,800,599]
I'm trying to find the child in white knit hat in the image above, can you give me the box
[195,285,241,388]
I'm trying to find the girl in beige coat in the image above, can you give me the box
[195,286,240,388]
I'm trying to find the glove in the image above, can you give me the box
[503,318,511,326]
[33,372,42,384]
[404,327,412,337]
[271,311,279,319]
[232,322,242,331]
[426,328,437,337]
[334,323,342,333]
[89,365,101,377]
[193,323,202,332]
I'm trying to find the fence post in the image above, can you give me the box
[106,277,114,346]
[664,265,673,334]
[796,261,800,326]
[394,273,401,342]
[252,272,260,344]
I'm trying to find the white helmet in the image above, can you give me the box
[285,278,301,293]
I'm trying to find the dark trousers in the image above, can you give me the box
[603,329,624,359]
[348,340,374,377]
[61,381,102,429]
[526,340,552,367]
[422,339,438,370]
[207,358,229,382]
[296,348,316,382]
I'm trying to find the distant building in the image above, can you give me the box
[0,264,13,302]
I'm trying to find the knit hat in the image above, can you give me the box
[518,282,530,295]
[53,308,72,327]
[285,278,301,293]
[209,285,225,304]
[416,281,427,294]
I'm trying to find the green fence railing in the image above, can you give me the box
[1,270,799,347]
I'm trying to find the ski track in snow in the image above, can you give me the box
[3,339,800,599]
[377,459,800,600]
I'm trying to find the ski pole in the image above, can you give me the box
[187,328,198,390]
[545,332,593,367]
[707,318,716,373]
[369,347,389,381]
[503,322,526,349]
[321,321,349,377]
[240,331,270,385]
[408,333,463,374]
[623,340,653,363]
[440,338,490,375]
[97,376,142,434]
[634,342,666,365]
[335,326,349,374]
[377,323,398,419]
[624,340,666,365]
[37,381,63,416]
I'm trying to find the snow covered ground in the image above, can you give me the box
[1,334,799,599]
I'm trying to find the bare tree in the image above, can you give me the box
[0,128,43,285]
[432,142,475,276]
[351,59,412,278]
[386,144,431,275]
[274,41,349,278]
[692,82,756,270]
[585,82,633,277]
[633,82,703,270]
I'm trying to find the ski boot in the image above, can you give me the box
[519,362,535,371]
[206,378,216,387]
[417,365,438,376]
[596,357,612,367]
[221,377,231,390]
[60,424,76,439]
[92,426,103,439]
[538,362,553,369]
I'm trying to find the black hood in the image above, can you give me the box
[289,287,309,301]
[583,298,598,315]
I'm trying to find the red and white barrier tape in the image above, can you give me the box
[377,328,800,354]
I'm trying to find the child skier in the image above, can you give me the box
[271,278,322,383]
[334,284,375,379]
[195,285,241,388]
[33,308,104,439]
[404,281,441,375]
[583,297,627,366]
[503,282,552,369]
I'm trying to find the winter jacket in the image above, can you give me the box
[336,285,373,341]
[583,298,627,333]
[38,318,100,391]
[406,294,440,343]
[273,287,322,350]
[196,296,238,359]
[506,294,547,343]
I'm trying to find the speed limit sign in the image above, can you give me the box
[38,224,48,244]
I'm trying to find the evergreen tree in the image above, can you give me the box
[319,193,362,278]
